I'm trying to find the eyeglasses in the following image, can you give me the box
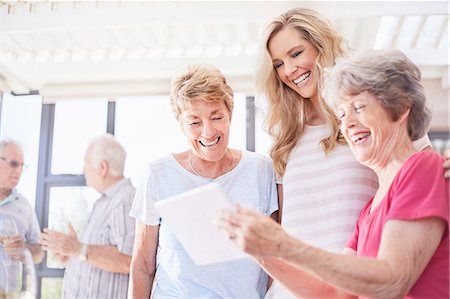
[0,157,27,169]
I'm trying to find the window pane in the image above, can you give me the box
[51,99,107,174]
[254,96,273,156]
[229,93,246,150]
[0,93,42,207]
[46,186,98,269]
[115,94,247,186]
[41,277,63,299]
[115,96,185,186]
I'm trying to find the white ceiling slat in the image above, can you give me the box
[128,27,150,48]
[335,17,359,50]
[192,23,208,46]
[1,34,23,52]
[373,16,401,49]
[127,47,146,61]
[150,23,170,47]
[115,27,138,48]
[215,23,230,45]
[171,23,190,46]
[248,21,263,44]
[416,15,447,49]
[356,17,379,50]
[389,16,405,48]
[48,31,74,50]
[69,30,95,49]
[0,1,448,96]
[395,15,422,49]
[6,33,31,52]
[0,65,32,93]
[435,16,449,49]
[410,15,427,48]
[90,29,114,50]
[235,22,251,45]
[32,32,57,53]
[107,27,129,49]
[402,48,449,66]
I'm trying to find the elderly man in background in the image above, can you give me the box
[0,139,43,263]
[40,134,136,299]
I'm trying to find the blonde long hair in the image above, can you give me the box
[255,8,346,177]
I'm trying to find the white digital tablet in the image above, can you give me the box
[154,183,248,265]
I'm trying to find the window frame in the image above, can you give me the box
[34,102,115,297]
[33,97,256,298]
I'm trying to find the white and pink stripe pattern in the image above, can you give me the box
[266,124,378,299]
[282,124,378,252]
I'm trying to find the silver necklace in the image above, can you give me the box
[189,149,235,179]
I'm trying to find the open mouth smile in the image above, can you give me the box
[293,71,311,87]
[199,137,220,147]
[351,132,371,144]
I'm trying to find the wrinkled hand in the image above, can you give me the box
[39,223,81,257]
[216,204,288,258]
[55,252,70,263]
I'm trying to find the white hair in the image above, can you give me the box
[0,138,23,155]
[322,49,431,141]
[87,134,126,177]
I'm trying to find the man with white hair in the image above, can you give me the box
[40,134,136,299]
[0,139,43,262]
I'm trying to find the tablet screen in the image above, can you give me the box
[154,183,248,265]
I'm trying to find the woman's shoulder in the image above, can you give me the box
[241,150,272,165]
[407,150,444,166]
[147,154,179,169]
[396,150,445,182]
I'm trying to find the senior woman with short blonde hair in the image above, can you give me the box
[128,64,278,299]
[217,50,448,299]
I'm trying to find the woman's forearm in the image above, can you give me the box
[128,222,159,299]
[259,257,343,298]
[277,218,446,299]
[280,241,396,298]
[128,258,155,299]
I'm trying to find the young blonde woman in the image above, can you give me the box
[254,8,433,298]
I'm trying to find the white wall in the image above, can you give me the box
[422,79,450,131]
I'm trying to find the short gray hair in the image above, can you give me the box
[87,134,126,177]
[170,64,234,120]
[0,139,23,155]
[322,49,431,141]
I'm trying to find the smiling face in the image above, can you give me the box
[268,26,319,99]
[0,144,24,190]
[180,100,231,162]
[337,91,409,166]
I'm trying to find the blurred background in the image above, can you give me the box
[0,1,448,298]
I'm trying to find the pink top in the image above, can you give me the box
[347,150,449,299]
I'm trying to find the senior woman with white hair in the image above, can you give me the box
[217,49,448,299]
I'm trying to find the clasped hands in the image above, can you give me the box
[1,235,26,259]
[39,223,81,263]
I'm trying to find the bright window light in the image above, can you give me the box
[0,93,42,207]
[374,16,398,49]
[52,99,107,174]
